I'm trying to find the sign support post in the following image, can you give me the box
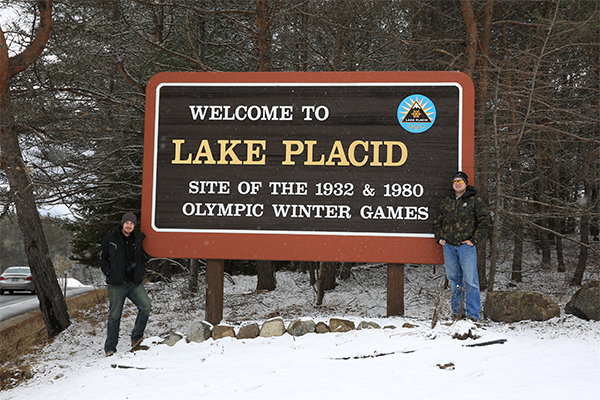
[387,263,405,316]
[205,259,224,325]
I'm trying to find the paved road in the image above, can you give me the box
[0,287,97,322]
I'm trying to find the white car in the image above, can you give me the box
[0,266,36,295]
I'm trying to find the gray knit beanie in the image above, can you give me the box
[121,212,137,226]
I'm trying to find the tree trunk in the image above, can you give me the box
[475,2,494,284]
[534,177,552,269]
[299,261,316,284]
[316,262,336,306]
[308,261,316,286]
[0,116,70,339]
[316,262,326,306]
[510,223,523,282]
[333,26,344,71]
[1,124,70,336]
[323,262,336,290]
[476,242,487,290]
[459,0,478,79]
[256,0,271,71]
[591,185,599,242]
[572,216,589,286]
[339,262,353,280]
[293,4,309,72]
[572,148,592,285]
[555,219,565,272]
[498,2,525,283]
[464,0,491,289]
[0,0,70,338]
[188,258,199,293]
[487,169,502,291]
[540,221,552,269]
[161,259,172,282]
[256,260,276,291]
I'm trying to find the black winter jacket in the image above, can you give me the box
[98,227,147,285]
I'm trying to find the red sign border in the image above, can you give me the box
[141,71,474,264]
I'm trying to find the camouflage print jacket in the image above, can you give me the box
[433,185,491,246]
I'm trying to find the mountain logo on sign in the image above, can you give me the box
[397,95,437,133]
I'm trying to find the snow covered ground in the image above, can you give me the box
[57,277,89,288]
[3,263,599,400]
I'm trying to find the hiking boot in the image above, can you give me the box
[452,314,463,321]
[105,350,115,357]
[131,338,143,350]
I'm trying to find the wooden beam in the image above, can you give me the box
[387,263,405,316]
[205,259,224,325]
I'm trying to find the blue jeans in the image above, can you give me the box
[105,282,151,353]
[443,243,481,319]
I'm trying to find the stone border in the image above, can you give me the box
[162,317,404,346]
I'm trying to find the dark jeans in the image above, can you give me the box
[105,282,151,353]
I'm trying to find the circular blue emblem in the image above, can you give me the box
[397,95,437,133]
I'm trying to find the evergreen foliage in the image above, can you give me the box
[1,0,598,279]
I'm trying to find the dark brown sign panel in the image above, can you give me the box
[141,72,474,263]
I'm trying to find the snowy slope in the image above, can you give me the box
[3,264,599,400]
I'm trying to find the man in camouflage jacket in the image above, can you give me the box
[433,171,491,320]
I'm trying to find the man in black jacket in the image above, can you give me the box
[99,212,151,357]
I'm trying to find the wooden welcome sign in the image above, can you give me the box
[141,71,474,264]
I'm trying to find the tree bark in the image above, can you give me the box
[161,258,173,281]
[323,262,336,290]
[339,262,353,280]
[486,169,501,291]
[460,0,486,287]
[188,258,199,293]
[554,219,565,272]
[256,260,276,291]
[510,223,524,282]
[0,0,70,338]
[333,26,344,71]
[308,261,316,286]
[316,262,336,306]
[256,0,272,71]
[572,147,592,285]
[573,215,590,286]
[316,262,326,306]
[473,0,494,290]
[459,0,478,79]
[496,2,525,281]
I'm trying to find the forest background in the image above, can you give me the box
[0,0,598,335]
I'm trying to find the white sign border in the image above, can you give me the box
[151,81,464,238]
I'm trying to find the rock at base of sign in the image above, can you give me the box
[237,322,260,339]
[483,291,560,322]
[259,317,286,337]
[162,332,184,347]
[565,280,600,321]
[357,320,381,330]
[329,318,355,332]
[187,321,213,343]
[287,319,316,337]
